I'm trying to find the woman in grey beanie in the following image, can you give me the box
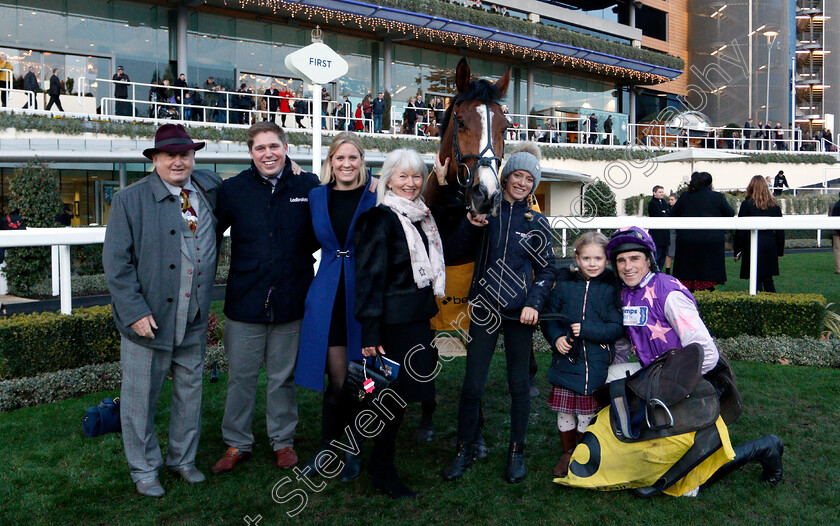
[444,143,557,484]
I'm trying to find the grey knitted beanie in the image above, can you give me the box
[500,151,541,192]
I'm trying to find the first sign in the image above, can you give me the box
[285,42,349,85]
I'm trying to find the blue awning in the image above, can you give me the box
[290,0,682,80]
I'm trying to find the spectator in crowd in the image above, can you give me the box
[773,170,789,197]
[182,91,195,121]
[534,124,547,143]
[603,115,613,145]
[265,81,280,123]
[354,102,364,132]
[414,95,426,134]
[403,97,416,135]
[204,76,218,122]
[823,129,834,151]
[278,82,292,127]
[755,120,765,150]
[362,94,373,132]
[234,83,254,125]
[763,121,772,149]
[647,185,670,271]
[320,86,331,129]
[372,92,385,133]
[831,195,840,274]
[102,124,221,497]
[734,175,784,292]
[669,171,735,292]
[425,118,440,137]
[774,123,786,151]
[334,95,348,131]
[296,132,376,482]
[23,66,40,110]
[45,68,64,112]
[665,192,678,274]
[173,73,188,104]
[0,53,11,107]
[214,85,228,124]
[765,175,772,191]
[353,148,449,498]
[211,122,318,476]
[294,91,308,128]
[111,66,130,116]
[588,113,597,144]
[743,118,753,149]
[434,96,445,123]
[55,203,73,226]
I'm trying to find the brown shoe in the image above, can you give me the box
[212,447,251,474]
[275,446,298,470]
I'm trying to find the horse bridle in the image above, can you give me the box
[450,102,503,202]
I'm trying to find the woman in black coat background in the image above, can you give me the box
[669,171,735,291]
[734,175,784,292]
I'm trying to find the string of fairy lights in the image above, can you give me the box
[229,0,672,84]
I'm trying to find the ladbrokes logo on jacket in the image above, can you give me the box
[289,197,308,203]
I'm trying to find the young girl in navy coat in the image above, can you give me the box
[540,232,624,477]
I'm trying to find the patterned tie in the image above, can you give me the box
[180,189,198,233]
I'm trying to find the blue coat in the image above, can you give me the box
[295,180,378,391]
[541,267,624,395]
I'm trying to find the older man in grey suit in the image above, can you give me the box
[103,124,222,497]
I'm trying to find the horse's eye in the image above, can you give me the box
[456,118,465,129]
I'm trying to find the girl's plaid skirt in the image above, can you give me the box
[547,385,602,415]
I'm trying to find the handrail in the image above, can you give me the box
[2,215,839,314]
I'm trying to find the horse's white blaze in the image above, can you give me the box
[477,104,500,195]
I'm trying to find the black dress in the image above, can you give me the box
[327,185,366,346]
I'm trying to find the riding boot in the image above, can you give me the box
[701,435,784,489]
[302,395,342,477]
[369,406,418,499]
[415,399,436,442]
[553,430,579,477]
[505,442,526,483]
[444,442,474,481]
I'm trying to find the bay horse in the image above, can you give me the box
[424,58,511,217]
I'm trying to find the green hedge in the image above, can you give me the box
[0,306,120,380]
[695,291,825,339]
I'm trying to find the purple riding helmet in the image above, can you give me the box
[606,226,659,272]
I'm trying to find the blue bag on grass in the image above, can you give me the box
[82,397,121,438]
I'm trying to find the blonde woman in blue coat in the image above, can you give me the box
[296,132,376,482]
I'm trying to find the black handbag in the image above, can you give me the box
[343,353,399,406]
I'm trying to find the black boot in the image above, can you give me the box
[369,406,419,499]
[302,396,342,477]
[415,399,436,442]
[444,442,474,481]
[701,435,784,489]
[505,442,526,483]
[472,407,489,460]
[339,430,363,482]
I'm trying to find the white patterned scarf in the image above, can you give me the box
[382,190,446,297]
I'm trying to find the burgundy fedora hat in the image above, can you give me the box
[143,123,205,160]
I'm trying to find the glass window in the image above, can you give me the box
[636,5,668,41]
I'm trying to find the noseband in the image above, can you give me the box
[450,103,503,204]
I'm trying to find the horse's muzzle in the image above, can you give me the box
[470,183,501,216]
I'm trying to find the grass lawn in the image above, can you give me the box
[716,249,840,304]
[1,352,838,526]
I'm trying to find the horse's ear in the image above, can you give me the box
[495,69,511,98]
[455,58,471,93]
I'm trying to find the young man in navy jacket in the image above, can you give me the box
[212,122,319,474]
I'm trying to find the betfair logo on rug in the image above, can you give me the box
[441,296,469,305]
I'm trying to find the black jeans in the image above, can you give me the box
[457,309,534,444]
[757,276,776,293]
